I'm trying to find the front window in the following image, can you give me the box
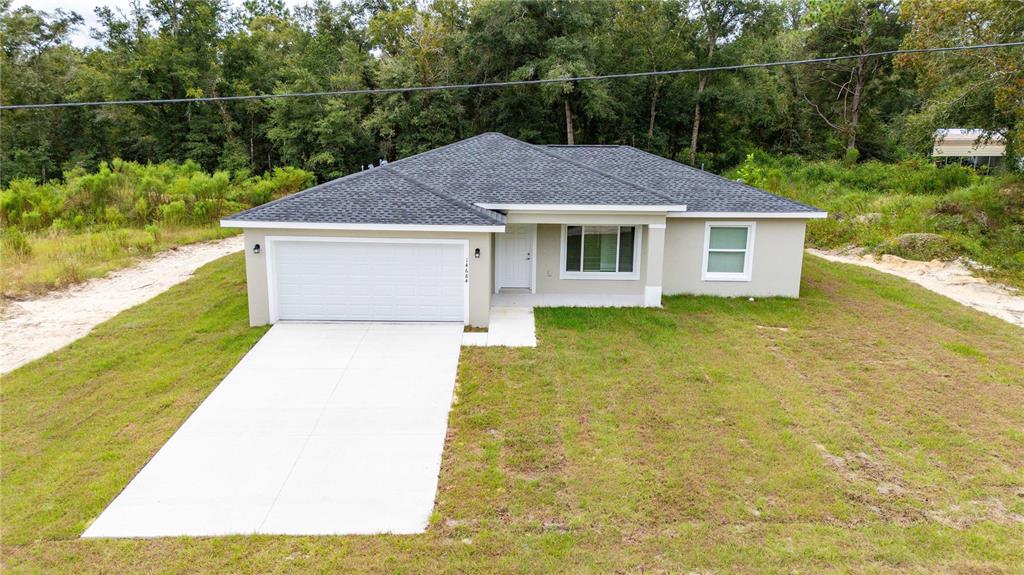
[703,222,754,281]
[562,225,640,279]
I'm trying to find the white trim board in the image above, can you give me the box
[222,220,505,232]
[669,211,827,219]
[476,203,686,213]
[644,286,662,307]
[531,226,538,293]
[263,235,470,324]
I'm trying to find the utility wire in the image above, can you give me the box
[2,40,1022,111]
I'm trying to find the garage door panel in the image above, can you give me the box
[272,240,465,322]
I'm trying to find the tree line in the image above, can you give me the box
[2,0,1022,186]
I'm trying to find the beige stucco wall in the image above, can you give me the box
[663,218,807,298]
[241,228,493,327]
[533,223,649,295]
[236,217,808,328]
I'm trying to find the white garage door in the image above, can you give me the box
[270,239,466,322]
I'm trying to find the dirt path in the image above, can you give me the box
[0,236,243,374]
[808,248,1024,329]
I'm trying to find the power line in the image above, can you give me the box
[2,40,1022,111]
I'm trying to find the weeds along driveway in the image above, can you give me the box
[0,235,242,374]
[82,322,463,537]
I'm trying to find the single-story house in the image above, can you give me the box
[932,128,1006,168]
[221,133,826,327]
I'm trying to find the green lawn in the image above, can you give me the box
[3,253,1023,573]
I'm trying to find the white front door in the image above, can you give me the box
[496,224,534,291]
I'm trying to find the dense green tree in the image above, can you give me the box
[604,0,690,151]
[263,0,373,178]
[0,2,87,181]
[800,0,906,157]
[363,0,469,159]
[898,0,1024,163]
[462,0,616,145]
[2,0,1021,187]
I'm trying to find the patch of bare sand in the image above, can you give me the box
[815,443,1024,528]
[807,248,1024,329]
[0,236,243,374]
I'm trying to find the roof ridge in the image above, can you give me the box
[618,145,822,212]
[221,165,382,221]
[488,133,681,205]
[381,165,506,225]
[375,132,497,170]
[224,133,504,222]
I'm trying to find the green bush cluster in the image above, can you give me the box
[0,159,314,232]
[730,152,1024,287]
[735,151,978,196]
[1,227,32,260]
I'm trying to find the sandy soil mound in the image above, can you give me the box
[808,248,1024,329]
[0,236,243,374]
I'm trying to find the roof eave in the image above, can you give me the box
[667,211,828,219]
[219,220,507,232]
[475,203,687,213]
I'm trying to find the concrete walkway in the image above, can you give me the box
[83,323,463,537]
[462,307,537,347]
[463,292,651,348]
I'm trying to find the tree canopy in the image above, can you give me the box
[2,0,1022,185]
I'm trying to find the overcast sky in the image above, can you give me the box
[14,0,307,47]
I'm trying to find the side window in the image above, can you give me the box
[702,223,754,281]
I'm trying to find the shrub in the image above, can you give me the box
[57,256,83,286]
[20,209,44,230]
[144,224,161,242]
[843,147,860,167]
[0,179,63,228]
[1,227,32,259]
[883,232,955,261]
[158,200,188,225]
[0,160,314,234]
[192,199,221,224]
[130,197,150,225]
[104,206,126,226]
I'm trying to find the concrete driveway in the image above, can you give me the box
[83,322,463,537]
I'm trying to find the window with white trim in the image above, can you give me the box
[561,225,641,279]
[702,222,754,281]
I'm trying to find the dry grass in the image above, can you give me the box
[0,225,238,300]
[2,254,1023,573]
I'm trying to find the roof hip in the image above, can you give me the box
[620,145,822,212]
[381,165,506,224]
[489,133,682,204]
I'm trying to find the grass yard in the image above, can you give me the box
[2,253,1023,573]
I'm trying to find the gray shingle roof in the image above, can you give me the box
[223,163,505,226]
[545,145,821,213]
[389,132,679,206]
[225,132,820,226]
